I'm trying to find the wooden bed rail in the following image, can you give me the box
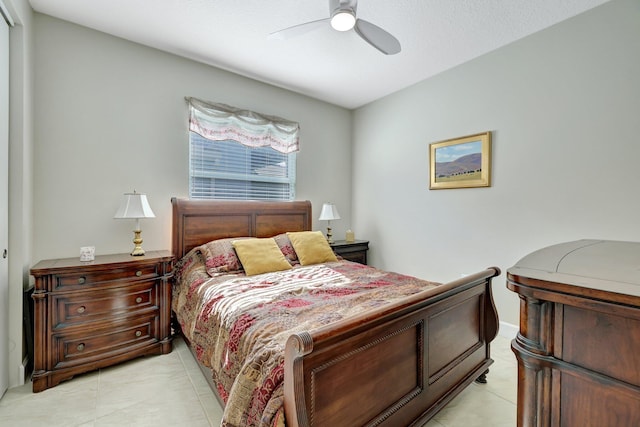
[283,267,500,427]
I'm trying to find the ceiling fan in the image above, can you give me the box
[269,0,401,55]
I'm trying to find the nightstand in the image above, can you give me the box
[30,250,174,392]
[330,240,369,265]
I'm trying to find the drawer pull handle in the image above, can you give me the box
[77,343,85,351]
[77,306,86,314]
[135,330,142,337]
[135,297,143,304]
[78,277,86,285]
[135,270,142,277]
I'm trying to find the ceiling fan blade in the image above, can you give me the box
[268,18,330,40]
[354,19,401,55]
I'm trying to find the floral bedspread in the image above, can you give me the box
[172,250,440,427]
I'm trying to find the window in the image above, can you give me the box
[189,132,296,200]
[187,97,299,201]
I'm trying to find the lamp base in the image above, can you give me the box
[326,226,334,244]
[130,230,146,256]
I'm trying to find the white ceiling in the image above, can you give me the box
[29,0,609,109]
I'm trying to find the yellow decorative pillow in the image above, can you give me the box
[287,231,338,266]
[232,238,292,276]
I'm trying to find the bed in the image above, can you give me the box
[171,198,500,427]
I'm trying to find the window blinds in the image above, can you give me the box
[189,131,296,200]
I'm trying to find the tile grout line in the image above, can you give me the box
[176,346,217,427]
[93,368,101,426]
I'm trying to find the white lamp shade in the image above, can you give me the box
[318,203,341,221]
[114,192,155,219]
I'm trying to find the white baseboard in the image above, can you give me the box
[498,321,518,340]
[19,355,29,386]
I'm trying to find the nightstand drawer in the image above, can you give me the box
[52,280,159,329]
[53,264,160,291]
[52,316,158,370]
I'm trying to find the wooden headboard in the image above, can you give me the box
[171,198,313,259]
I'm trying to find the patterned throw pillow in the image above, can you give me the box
[199,237,255,275]
[273,233,299,264]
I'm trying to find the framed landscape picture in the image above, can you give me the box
[429,131,492,190]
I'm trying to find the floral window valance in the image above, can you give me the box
[187,97,300,154]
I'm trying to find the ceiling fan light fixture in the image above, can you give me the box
[271,0,401,55]
[331,10,356,31]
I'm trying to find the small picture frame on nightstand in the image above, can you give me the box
[80,246,95,262]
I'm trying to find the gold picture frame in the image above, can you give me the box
[429,131,492,190]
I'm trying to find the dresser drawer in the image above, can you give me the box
[51,280,159,330]
[53,263,160,291]
[52,316,158,370]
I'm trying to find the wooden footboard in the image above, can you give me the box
[284,267,500,427]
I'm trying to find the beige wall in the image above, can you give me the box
[32,14,353,263]
[352,0,640,328]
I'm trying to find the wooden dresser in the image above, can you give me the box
[30,251,173,392]
[507,240,640,427]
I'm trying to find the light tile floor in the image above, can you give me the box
[424,334,517,427]
[0,335,516,426]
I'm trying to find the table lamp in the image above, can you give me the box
[114,190,155,256]
[318,202,341,244]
